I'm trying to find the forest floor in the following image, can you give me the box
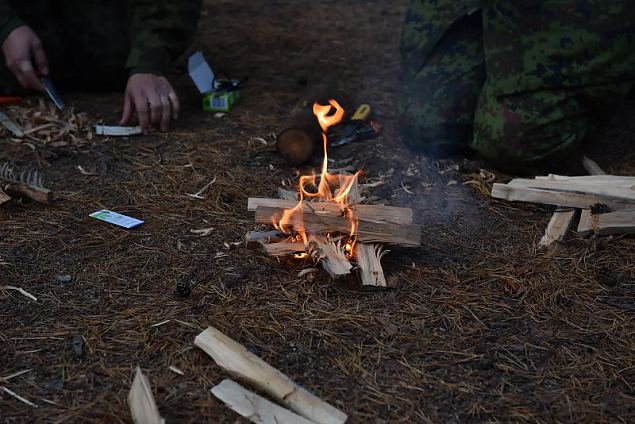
[1,0,634,422]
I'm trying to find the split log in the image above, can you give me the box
[211,379,314,424]
[506,179,635,201]
[538,209,578,247]
[194,326,348,424]
[355,243,388,287]
[307,235,352,278]
[255,206,421,246]
[491,184,635,210]
[248,198,413,225]
[128,367,165,424]
[3,183,52,204]
[594,210,635,236]
[277,188,299,201]
[276,78,338,165]
[262,241,305,256]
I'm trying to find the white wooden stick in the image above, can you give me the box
[194,326,347,424]
[4,286,37,302]
[212,379,314,424]
[1,386,37,408]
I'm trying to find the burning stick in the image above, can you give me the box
[306,235,353,279]
[256,206,421,246]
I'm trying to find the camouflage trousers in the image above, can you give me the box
[399,8,632,174]
[0,4,134,94]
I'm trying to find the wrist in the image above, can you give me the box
[128,67,165,78]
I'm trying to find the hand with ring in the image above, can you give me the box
[120,73,180,132]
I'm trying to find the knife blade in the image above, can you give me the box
[40,77,65,110]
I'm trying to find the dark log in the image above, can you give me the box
[276,78,338,165]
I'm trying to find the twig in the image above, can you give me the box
[186,177,217,199]
[4,286,37,302]
[1,386,38,408]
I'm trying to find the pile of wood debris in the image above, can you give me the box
[492,158,634,246]
[0,99,93,149]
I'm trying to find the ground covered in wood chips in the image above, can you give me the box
[1,0,634,422]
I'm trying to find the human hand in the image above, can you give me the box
[120,73,179,132]
[2,25,48,91]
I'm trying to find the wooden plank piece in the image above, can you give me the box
[255,206,421,246]
[491,184,635,210]
[262,242,305,257]
[248,198,413,225]
[212,379,315,424]
[577,209,594,237]
[595,210,635,236]
[577,158,606,236]
[128,367,165,424]
[535,175,635,186]
[194,326,348,424]
[538,209,578,247]
[506,178,635,201]
[355,244,388,287]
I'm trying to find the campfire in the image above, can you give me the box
[246,100,421,286]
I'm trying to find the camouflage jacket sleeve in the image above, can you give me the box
[0,1,25,42]
[126,0,201,76]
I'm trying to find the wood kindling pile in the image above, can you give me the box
[246,181,420,287]
[491,162,635,242]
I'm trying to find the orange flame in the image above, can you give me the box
[274,99,360,257]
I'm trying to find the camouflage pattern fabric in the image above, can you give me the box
[0,0,201,93]
[400,0,635,174]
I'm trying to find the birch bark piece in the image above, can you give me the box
[194,326,348,424]
[211,379,315,424]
